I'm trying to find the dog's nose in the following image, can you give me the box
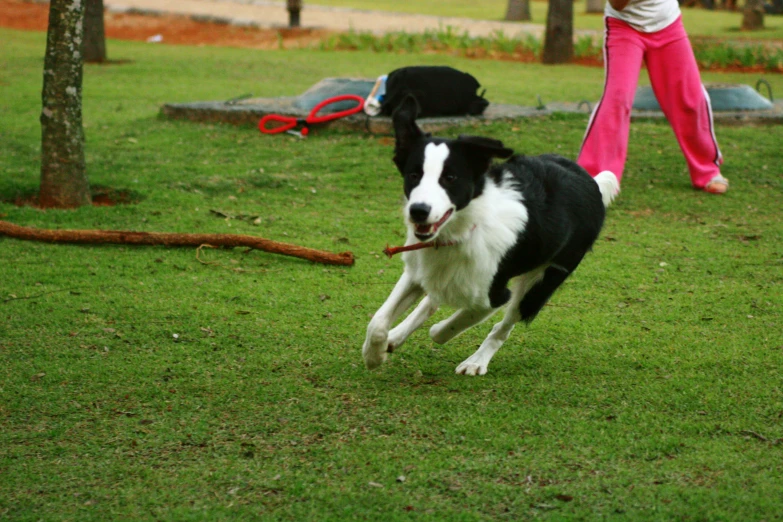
[409,203,431,224]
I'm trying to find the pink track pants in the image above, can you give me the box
[577,16,723,189]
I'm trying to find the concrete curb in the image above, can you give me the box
[161,97,783,135]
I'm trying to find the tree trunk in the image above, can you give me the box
[741,0,765,30]
[585,0,604,13]
[287,0,302,27]
[542,0,574,64]
[40,0,91,208]
[84,0,107,63]
[505,0,532,21]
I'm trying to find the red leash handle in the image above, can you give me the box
[306,94,365,124]
[258,94,364,136]
[258,114,302,134]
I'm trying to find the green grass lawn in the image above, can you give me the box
[2,28,783,520]
[311,0,783,39]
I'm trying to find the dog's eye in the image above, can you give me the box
[408,172,422,181]
[443,173,457,183]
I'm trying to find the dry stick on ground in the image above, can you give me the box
[195,244,283,273]
[3,287,82,304]
[0,220,354,266]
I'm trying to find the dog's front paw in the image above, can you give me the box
[455,352,491,376]
[362,328,389,370]
[455,361,488,376]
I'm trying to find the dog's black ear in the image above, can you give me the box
[392,96,423,173]
[456,135,514,159]
[456,135,514,179]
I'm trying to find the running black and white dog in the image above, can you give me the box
[362,98,619,376]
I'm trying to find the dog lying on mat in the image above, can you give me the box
[362,98,619,376]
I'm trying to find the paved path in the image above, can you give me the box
[103,0,586,39]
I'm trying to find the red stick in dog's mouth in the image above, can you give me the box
[413,208,453,240]
[383,238,458,258]
[383,209,457,258]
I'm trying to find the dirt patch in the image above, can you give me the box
[460,47,603,68]
[8,186,142,208]
[0,0,334,49]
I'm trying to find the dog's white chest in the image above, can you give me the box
[404,245,497,309]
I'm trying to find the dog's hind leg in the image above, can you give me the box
[429,308,497,345]
[363,272,424,370]
[455,267,547,376]
[518,252,586,323]
[387,296,439,353]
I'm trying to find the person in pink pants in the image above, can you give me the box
[577,0,728,194]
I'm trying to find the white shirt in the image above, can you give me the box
[605,0,681,33]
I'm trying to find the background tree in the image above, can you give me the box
[505,0,531,21]
[84,0,107,63]
[40,0,91,208]
[542,0,574,64]
[585,0,604,13]
[287,0,302,27]
[742,0,765,29]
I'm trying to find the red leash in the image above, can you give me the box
[258,94,365,137]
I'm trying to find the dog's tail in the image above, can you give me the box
[594,170,620,208]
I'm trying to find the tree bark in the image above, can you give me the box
[40,0,91,208]
[741,0,765,30]
[287,0,302,27]
[585,0,604,14]
[0,221,355,266]
[505,0,532,21]
[84,0,107,63]
[542,0,574,64]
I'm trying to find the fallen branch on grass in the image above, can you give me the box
[0,220,354,266]
[3,287,82,304]
[195,244,282,273]
[741,430,769,442]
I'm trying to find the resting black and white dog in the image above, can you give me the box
[362,98,619,376]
